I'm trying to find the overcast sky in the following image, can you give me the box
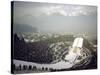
[13,1,97,34]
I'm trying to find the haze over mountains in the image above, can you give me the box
[13,2,97,35]
[13,24,37,33]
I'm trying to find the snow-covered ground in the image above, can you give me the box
[13,37,92,72]
[13,59,73,70]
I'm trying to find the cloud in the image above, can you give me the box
[14,2,97,18]
[32,5,97,16]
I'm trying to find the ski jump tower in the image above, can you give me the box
[65,37,84,63]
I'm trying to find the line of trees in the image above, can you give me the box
[14,33,53,63]
[12,64,64,72]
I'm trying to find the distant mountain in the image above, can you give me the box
[13,24,37,33]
